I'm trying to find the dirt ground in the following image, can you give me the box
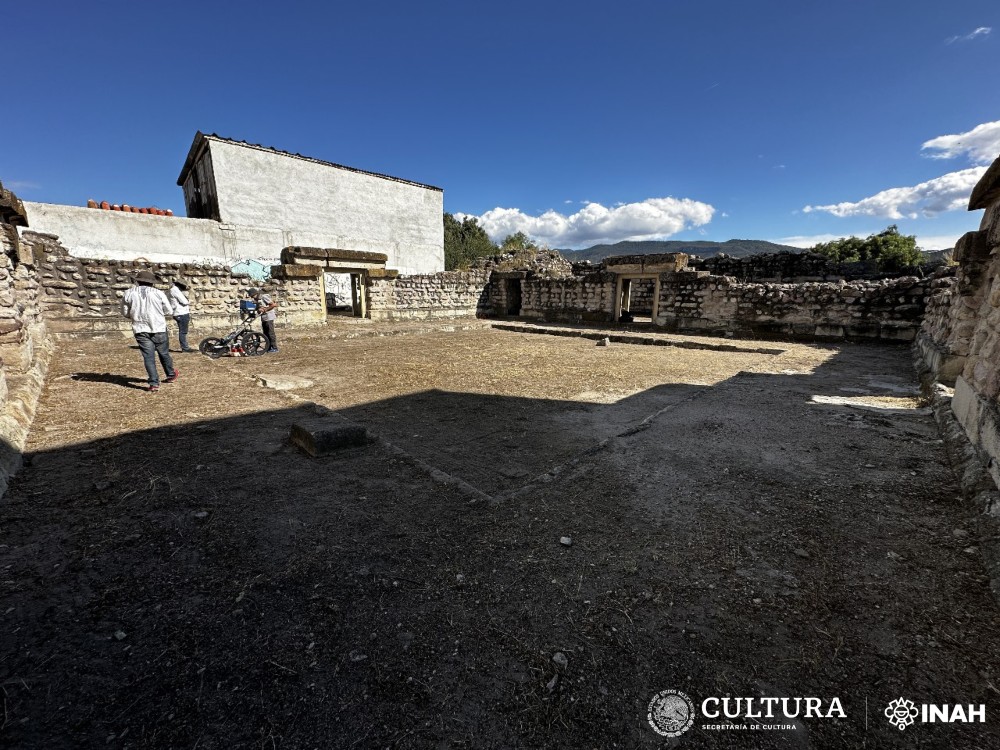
[2,321,999,749]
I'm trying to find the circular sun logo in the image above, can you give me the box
[884,697,919,731]
[648,689,696,737]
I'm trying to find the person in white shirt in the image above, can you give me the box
[121,270,178,392]
[169,280,195,352]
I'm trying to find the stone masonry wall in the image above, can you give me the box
[27,231,325,335]
[656,271,931,341]
[693,251,937,282]
[919,156,1000,492]
[915,269,966,384]
[626,278,655,314]
[947,230,1000,492]
[511,268,929,339]
[0,215,53,498]
[367,271,491,321]
[519,272,617,323]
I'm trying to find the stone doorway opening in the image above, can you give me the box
[325,273,353,316]
[282,246,395,320]
[616,275,659,324]
[505,279,522,315]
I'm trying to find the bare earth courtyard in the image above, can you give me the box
[3,323,1000,748]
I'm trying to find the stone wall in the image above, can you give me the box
[626,278,655,314]
[693,250,937,282]
[367,271,491,321]
[508,266,929,340]
[655,271,930,341]
[27,231,325,335]
[694,252,837,281]
[0,190,53,498]
[519,272,617,323]
[915,268,968,385]
[918,157,1000,492]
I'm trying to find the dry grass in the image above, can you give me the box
[32,323,839,454]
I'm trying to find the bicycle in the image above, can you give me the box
[198,300,269,358]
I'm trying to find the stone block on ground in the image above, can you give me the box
[290,414,368,456]
[255,374,314,391]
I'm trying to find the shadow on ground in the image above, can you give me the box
[70,372,148,391]
[2,345,999,749]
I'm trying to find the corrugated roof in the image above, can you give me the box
[176,132,443,192]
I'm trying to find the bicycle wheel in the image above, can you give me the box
[239,331,268,356]
[199,337,228,358]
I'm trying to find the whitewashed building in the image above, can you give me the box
[19,132,445,275]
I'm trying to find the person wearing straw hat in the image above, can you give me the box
[121,270,178,392]
[169,280,195,352]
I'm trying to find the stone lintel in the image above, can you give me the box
[281,246,389,266]
[322,259,386,272]
[605,253,689,274]
[270,264,324,279]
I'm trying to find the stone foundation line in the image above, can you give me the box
[490,322,786,356]
[242,345,720,506]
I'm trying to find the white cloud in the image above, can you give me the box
[777,232,961,251]
[916,233,962,251]
[775,234,845,248]
[457,197,715,248]
[945,26,991,44]
[922,120,1000,164]
[802,167,987,219]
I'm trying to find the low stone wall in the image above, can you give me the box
[367,271,491,321]
[656,271,930,341]
[915,271,966,385]
[694,251,836,281]
[519,272,617,323]
[693,250,934,282]
[0,200,53,497]
[27,231,325,336]
[509,267,929,340]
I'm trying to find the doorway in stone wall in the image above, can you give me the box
[325,273,353,316]
[505,279,522,315]
[618,276,657,323]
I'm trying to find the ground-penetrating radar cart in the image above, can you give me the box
[198,300,268,358]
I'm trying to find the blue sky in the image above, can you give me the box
[3,1,998,251]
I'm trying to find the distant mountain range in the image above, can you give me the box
[559,239,806,264]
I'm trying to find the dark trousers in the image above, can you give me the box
[134,331,175,386]
[262,318,277,350]
[174,314,192,351]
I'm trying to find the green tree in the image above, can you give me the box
[811,225,922,270]
[500,231,536,252]
[443,213,498,270]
